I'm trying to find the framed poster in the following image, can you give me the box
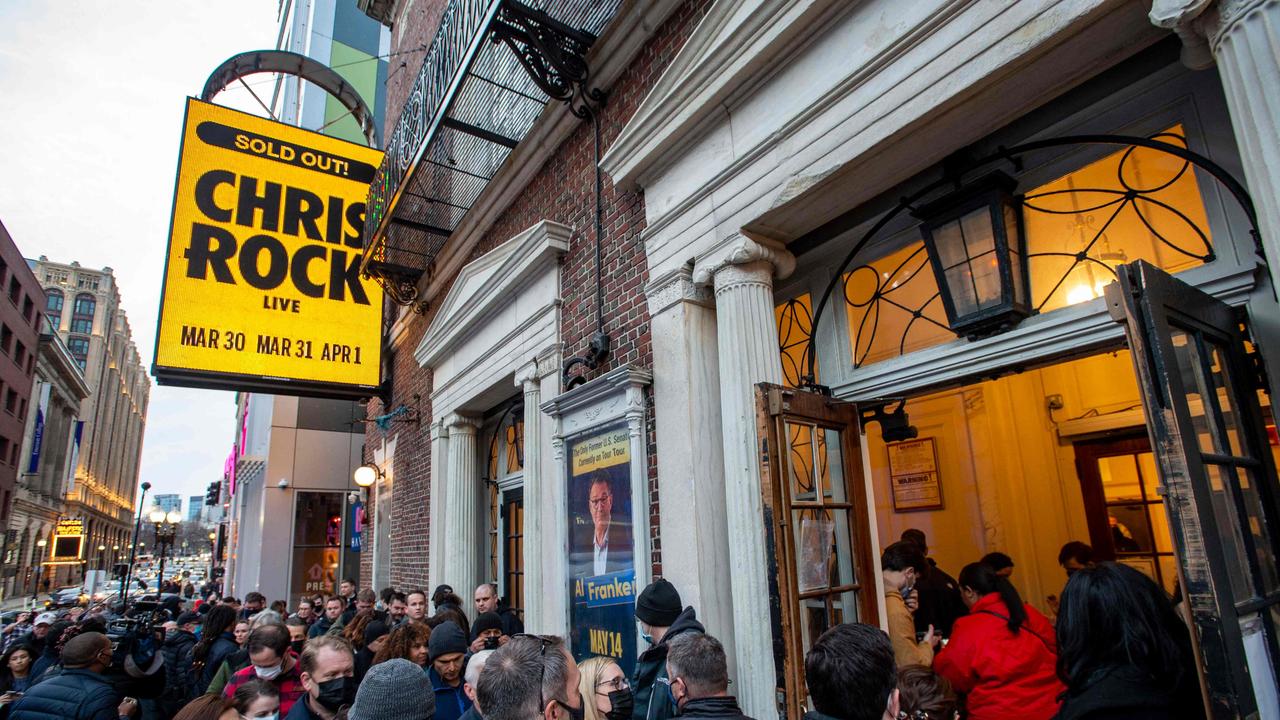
[567,424,637,672]
[887,438,944,511]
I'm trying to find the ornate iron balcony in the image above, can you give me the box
[360,0,621,308]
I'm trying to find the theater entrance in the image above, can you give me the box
[761,262,1280,717]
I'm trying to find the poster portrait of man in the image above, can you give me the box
[584,471,632,575]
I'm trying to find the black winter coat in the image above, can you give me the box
[8,668,119,720]
[1054,666,1207,720]
[194,632,239,693]
[159,629,197,709]
[631,607,704,720]
[676,697,755,719]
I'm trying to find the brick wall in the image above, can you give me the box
[366,0,712,591]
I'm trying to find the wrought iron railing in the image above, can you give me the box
[360,0,620,308]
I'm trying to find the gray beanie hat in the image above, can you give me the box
[348,658,436,720]
[429,620,468,660]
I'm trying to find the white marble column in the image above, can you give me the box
[693,236,795,720]
[645,266,736,677]
[428,419,449,591]
[1153,0,1280,298]
[445,414,480,599]
[516,361,544,629]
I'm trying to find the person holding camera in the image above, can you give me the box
[466,613,507,654]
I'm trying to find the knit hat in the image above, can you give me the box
[428,620,467,660]
[431,584,454,605]
[175,611,202,627]
[364,620,390,647]
[348,658,436,720]
[470,612,503,641]
[635,579,682,627]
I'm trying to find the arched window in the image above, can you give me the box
[45,290,63,330]
[68,336,89,371]
[71,294,95,335]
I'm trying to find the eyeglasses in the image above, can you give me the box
[596,676,630,693]
[588,496,611,507]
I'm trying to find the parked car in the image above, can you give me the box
[51,585,87,607]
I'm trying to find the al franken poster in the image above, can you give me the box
[568,424,637,673]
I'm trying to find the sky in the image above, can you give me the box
[0,1,282,508]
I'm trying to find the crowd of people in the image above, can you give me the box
[0,532,1206,720]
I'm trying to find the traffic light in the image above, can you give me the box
[205,481,220,506]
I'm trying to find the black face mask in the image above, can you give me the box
[290,640,306,655]
[605,688,635,720]
[556,698,586,720]
[314,676,352,711]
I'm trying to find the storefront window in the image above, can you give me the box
[291,491,343,605]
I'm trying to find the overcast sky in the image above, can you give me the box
[0,1,282,510]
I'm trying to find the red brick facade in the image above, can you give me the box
[361,0,712,591]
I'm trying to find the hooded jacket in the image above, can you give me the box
[933,593,1063,720]
[631,606,704,720]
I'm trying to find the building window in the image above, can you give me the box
[13,341,24,367]
[45,290,63,330]
[71,294,95,335]
[776,294,816,387]
[77,275,100,291]
[4,389,16,415]
[68,336,89,371]
[44,270,68,286]
[290,491,345,606]
[0,325,11,356]
[21,296,33,324]
[18,397,26,422]
[7,277,18,304]
[485,401,525,618]
[0,438,8,466]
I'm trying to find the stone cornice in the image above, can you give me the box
[600,0,851,189]
[415,221,570,368]
[645,265,713,315]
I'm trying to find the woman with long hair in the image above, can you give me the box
[172,694,235,720]
[577,656,633,720]
[933,562,1063,720]
[372,622,431,668]
[0,645,35,694]
[192,604,241,694]
[341,609,377,652]
[1055,562,1204,720]
[230,678,281,719]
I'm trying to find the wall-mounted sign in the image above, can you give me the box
[49,519,85,564]
[568,425,637,672]
[887,437,944,512]
[153,98,385,399]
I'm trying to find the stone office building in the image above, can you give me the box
[354,0,1280,716]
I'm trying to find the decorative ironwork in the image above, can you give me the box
[777,296,816,386]
[360,0,621,306]
[363,260,427,310]
[794,132,1261,390]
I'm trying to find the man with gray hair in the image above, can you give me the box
[476,635,584,720]
[665,633,755,719]
[460,648,495,720]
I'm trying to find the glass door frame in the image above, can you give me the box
[756,383,878,717]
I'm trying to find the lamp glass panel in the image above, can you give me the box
[944,264,979,316]
[1004,203,1025,305]
[970,251,1003,308]
[931,217,969,270]
[958,208,996,259]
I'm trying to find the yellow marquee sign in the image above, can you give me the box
[153,98,384,397]
[50,518,85,564]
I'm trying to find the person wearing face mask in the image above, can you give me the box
[665,633,753,719]
[284,619,308,657]
[8,632,136,720]
[475,634,583,720]
[231,678,281,720]
[577,656,634,720]
[284,636,355,720]
[428,621,473,720]
[347,658,436,720]
[222,625,304,715]
[881,541,937,669]
[631,579,703,720]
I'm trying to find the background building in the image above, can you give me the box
[0,222,44,537]
[223,0,387,598]
[187,495,202,523]
[153,494,181,514]
[31,257,149,572]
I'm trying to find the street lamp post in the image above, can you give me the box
[29,538,47,605]
[121,482,151,608]
[149,509,181,592]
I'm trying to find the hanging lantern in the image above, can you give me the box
[917,171,1030,339]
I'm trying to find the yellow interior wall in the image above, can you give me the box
[865,350,1145,616]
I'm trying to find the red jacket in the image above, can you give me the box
[933,593,1064,720]
[223,651,306,715]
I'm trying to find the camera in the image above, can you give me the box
[484,636,500,650]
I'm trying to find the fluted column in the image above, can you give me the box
[1153,0,1280,297]
[445,414,480,606]
[429,419,450,591]
[693,236,795,719]
[516,362,544,629]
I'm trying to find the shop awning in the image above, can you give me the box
[359,0,621,306]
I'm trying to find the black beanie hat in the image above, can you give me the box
[470,612,503,641]
[635,579,682,627]
[364,620,390,647]
[428,620,467,660]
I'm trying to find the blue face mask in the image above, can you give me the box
[193,626,203,639]
[641,632,654,645]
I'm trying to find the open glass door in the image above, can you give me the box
[755,384,879,717]
[1107,260,1280,718]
